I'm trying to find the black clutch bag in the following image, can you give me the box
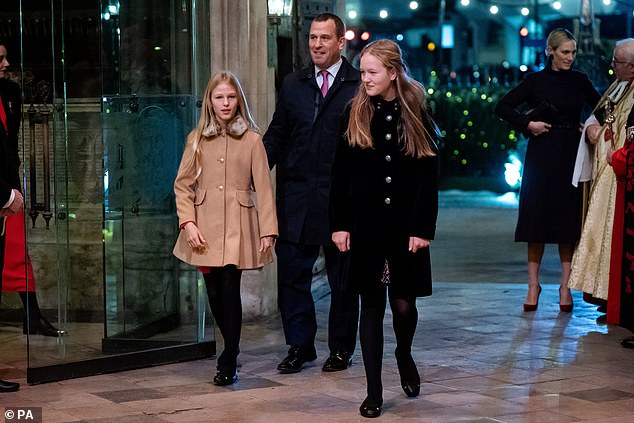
[524,100,559,123]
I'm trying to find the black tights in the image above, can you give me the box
[203,265,242,374]
[359,285,418,402]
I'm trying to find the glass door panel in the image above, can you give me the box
[16,0,72,370]
[100,0,214,353]
[3,0,214,383]
[102,94,213,352]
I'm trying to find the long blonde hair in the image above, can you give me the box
[346,39,436,158]
[187,71,258,178]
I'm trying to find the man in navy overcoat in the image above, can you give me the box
[264,13,360,373]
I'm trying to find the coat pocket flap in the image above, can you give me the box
[194,188,207,206]
[236,190,256,207]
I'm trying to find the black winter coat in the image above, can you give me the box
[329,97,439,297]
[494,63,600,243]
[0,79,21,205]
[264,57,360,245]
[1,127,13,207]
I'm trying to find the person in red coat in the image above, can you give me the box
[0,40,23,392]
[606,105,634,347]
[0,41,58,337]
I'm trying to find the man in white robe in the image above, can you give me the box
[569,39,634,303]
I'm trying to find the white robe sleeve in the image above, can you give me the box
[572,114,599,187]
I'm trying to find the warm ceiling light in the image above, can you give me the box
[460,0,470,5]
[409,1,419,10]
[552,1,562,10]
[489,5,499,14]
[345,30,355,40]
[348,10,357,19]
[521,7,529,16]
[379,9,388,19]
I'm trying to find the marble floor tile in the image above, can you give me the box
[3,281,634,422]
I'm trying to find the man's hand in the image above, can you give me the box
[585,123,601,144]
[606,145,616,166]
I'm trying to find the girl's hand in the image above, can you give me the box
[409,236,430,253]
[260,236,276,253]
[527,121,551,136]
[332,231,350,252]
[183,222,207,253]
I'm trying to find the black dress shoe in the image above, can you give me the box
[359,398,382,418]
[621,335,634,349]
[24,315,60,337]
[322,351,352,372]
[277,346,317,374]
[212,371,238,386]
[396,350,420,398]
[0,379,20,392]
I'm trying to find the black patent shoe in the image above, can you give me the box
[23,315,60,337]
[403,381,420,398]
[0,379,20,393]
[322,351,352,372]
[359,397,382,418]
[212,371,238,386]
[277,346,317,374]
[621,335,634,349]
[396,351,420,398]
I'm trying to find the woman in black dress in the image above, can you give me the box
[495,28,600,312]
[330,39,439,418]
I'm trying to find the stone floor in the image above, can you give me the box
[2,282,634,422]
[2,191,634,422]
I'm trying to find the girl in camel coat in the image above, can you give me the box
[173,71,277,386]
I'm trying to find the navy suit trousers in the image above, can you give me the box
[276,240,359,354]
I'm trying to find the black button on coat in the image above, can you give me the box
[329,98,439,297]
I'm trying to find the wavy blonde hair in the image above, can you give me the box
[187,71,259,179]
[346,39,436,158]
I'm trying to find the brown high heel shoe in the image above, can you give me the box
[523,285,542,312]
[559,286,573,313]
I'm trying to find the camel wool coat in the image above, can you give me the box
[173,127,278,269]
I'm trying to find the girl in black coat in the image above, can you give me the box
[330,39,439,418]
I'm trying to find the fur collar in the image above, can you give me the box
[202,116,248,138]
